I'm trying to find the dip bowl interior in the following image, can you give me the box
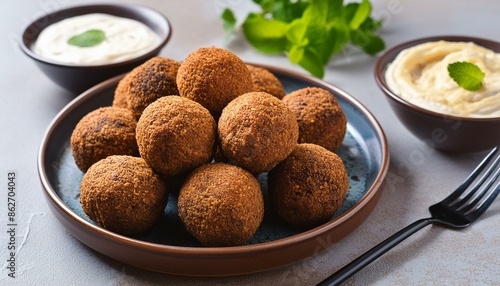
[374,35,500,153]
[20,3,172,94]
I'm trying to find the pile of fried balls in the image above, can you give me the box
[70,46,349,247]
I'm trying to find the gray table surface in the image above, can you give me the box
[1,0,499,285]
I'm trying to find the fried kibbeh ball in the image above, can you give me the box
[246,64,285,99]
[283,87,347,152]
[136,96,217,177]
[176,46,253,117]
[112,70,135,108]
[178,163,264,246]
[80,155,168,235]
[121,57,180,119]
[218,92,299,173]
[70,107,138,173]
[268,143,349,227]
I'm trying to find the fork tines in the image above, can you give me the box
[448,147,500,217]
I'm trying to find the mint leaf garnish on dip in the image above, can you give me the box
[447,61,485,91]
[68,29,106,47]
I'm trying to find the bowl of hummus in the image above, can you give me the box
[375,36,500,152]
[20,4,172,93]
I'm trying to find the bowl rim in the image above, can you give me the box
[374,35,500,122]
[19,3,172,69]
[37,65,390,258]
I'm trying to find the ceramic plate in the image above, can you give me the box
[38,64,389,276]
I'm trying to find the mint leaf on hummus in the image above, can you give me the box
[68,29,105,47]
[447,61,485,91]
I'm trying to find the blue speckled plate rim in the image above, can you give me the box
[37,65,389,257]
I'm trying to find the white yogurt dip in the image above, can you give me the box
[33,13,160,65]
[385,41,500,118]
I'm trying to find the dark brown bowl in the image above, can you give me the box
[375,35,500,153]
[38,65,389,276]
[19,4,171,94]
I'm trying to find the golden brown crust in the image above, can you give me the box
[268,143,349,227]
[178,163,264,246]
[218,92,298,173]
[80,155,167,235]
[176,47,253,117]
[136,96,216,177]
[70,106,138,173]
[112,70,135,108]
[246,64,286,99]
[123,57,180,119]
[282,87,347,152]
[73,46,352,241]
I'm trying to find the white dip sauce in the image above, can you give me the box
[33,13,160,65]
[385,41,500,118]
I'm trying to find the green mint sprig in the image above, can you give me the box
[221,0,385,78]
[68,29,106,48]
[447,61,485,91]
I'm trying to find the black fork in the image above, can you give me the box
[319,146,500,286]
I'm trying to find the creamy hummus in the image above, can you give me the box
[33,13,159,65]
[385,41,500,118]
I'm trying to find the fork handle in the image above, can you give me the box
[318,218,433,286]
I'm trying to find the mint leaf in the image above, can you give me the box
[302,0,343,25]
[360,16,383,31]
[318,26,350,63]
[271,0,309,23]
[221,8,237,33]
[302,24,329,63]
[447,62,485,91]
[301,0,349,64]
[242,14,289,54]
[289,45,305,63]
[253,0,274,13]
[326,0,345,23]
[252,0,308,22]
[298,48,324,78]
[67,29,105,47]
[286,19,308,46]
[348,0,371,30]
[351,29,385,55]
